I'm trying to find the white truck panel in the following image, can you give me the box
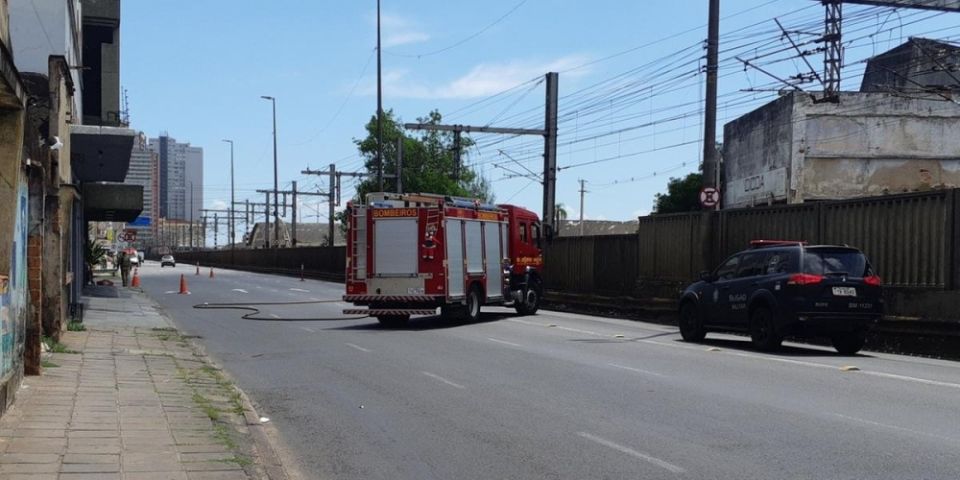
[374,218,418,276]
[465,221,484,274]
[484,222,503,299]
[446,219,464,297]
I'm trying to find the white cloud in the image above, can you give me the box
[211,200,227,210]
[632,208,651,218]
[364,55,591,100]
[377,13,430,48]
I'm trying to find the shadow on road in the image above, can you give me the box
[690,337,874,359]
[328,312,514,331]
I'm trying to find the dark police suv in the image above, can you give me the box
[678,241,883,354]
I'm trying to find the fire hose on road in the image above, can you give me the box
[193,299,369,321]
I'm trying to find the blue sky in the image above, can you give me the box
[122,1,960,244]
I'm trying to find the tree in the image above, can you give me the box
[555,203,568,226]
[653,172,703,214]
[353,110,493,202]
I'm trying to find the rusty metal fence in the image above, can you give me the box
[634,189,958,292]
[543,234,638,296]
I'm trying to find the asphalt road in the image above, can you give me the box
[137,261,960,480]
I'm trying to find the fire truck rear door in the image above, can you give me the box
[373,218,418,276]
[484,222,503,299]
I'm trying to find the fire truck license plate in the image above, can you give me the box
[407,287,425,295]
[832,287,856,297]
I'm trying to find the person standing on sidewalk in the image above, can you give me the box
[120,250,132,287]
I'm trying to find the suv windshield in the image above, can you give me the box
[803,248,869,276]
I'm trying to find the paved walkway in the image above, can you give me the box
[0,289,287,480]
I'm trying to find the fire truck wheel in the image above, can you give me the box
[514,278,542,316]
[465,286,482,323]
[376,315,410,328]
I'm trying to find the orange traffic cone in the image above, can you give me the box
[209,266,215,279]
[131,268,141,288]
[178,274,190,294]
[195,262,200,275]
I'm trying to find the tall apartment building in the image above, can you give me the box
[148,134,203,223]
[125,133,159,246]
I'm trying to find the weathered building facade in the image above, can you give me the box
[722,38,960,209]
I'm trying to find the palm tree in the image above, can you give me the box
[554,203,568,227]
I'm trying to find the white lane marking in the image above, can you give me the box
[487,337,522,347]
[607,363,665,378]
[289,288,310,293]
[832,413,960,444]
[269,314,280,319]
[421,371,466,390]
[232,289,249,294]
[300,327,315,333]
[577,432,685,474]
[346,343,371,353]
[859,370,960,390]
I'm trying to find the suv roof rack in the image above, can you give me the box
[749,240,807,249]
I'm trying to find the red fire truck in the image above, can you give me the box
[343,192,544,326]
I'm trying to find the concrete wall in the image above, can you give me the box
[722,94,796,208]
[723,91,960,208]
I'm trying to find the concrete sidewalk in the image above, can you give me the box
[0,288,288,480]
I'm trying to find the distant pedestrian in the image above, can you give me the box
[120,251,132,287]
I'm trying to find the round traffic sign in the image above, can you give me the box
[700,187,720,208]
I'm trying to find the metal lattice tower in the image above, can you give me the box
[823,0,843,102]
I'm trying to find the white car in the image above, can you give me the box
[161,255,176,268]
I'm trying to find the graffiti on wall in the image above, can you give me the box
[0,180,27,378]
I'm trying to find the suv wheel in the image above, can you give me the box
[679,302,706,342]
[750,305,782,351]
[832,331,866,355]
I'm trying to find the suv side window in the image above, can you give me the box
[737,252,768,278]
[715,255,740,281]
[765,250,793,275]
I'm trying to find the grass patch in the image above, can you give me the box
[42,336,79,354]
[41,360,59,368]
[192,392,221,422]
[212,422,238,450]
[152,327,177,332]
[67,322,86,332]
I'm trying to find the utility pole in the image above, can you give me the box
[222,139,235,248]
[214,213,219,249]
[302,166,368,246]
[452,130,462,182]
[201,216,207,249]
[702,0,720,192]
[543,71,559,239]
[396,138,403,194]
[403,72,559,238]
[578,179,588,237]
[291,181,298,246]
[376,0,384,192]
[264,191,271,248]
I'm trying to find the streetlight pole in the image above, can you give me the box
[188,181,194,250]
[222,139,235,248]
[376,0,384,191]
[261,95,279,248]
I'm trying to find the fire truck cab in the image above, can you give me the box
[344,192,544,327]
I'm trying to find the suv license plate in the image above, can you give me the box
[832,287,857,297]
